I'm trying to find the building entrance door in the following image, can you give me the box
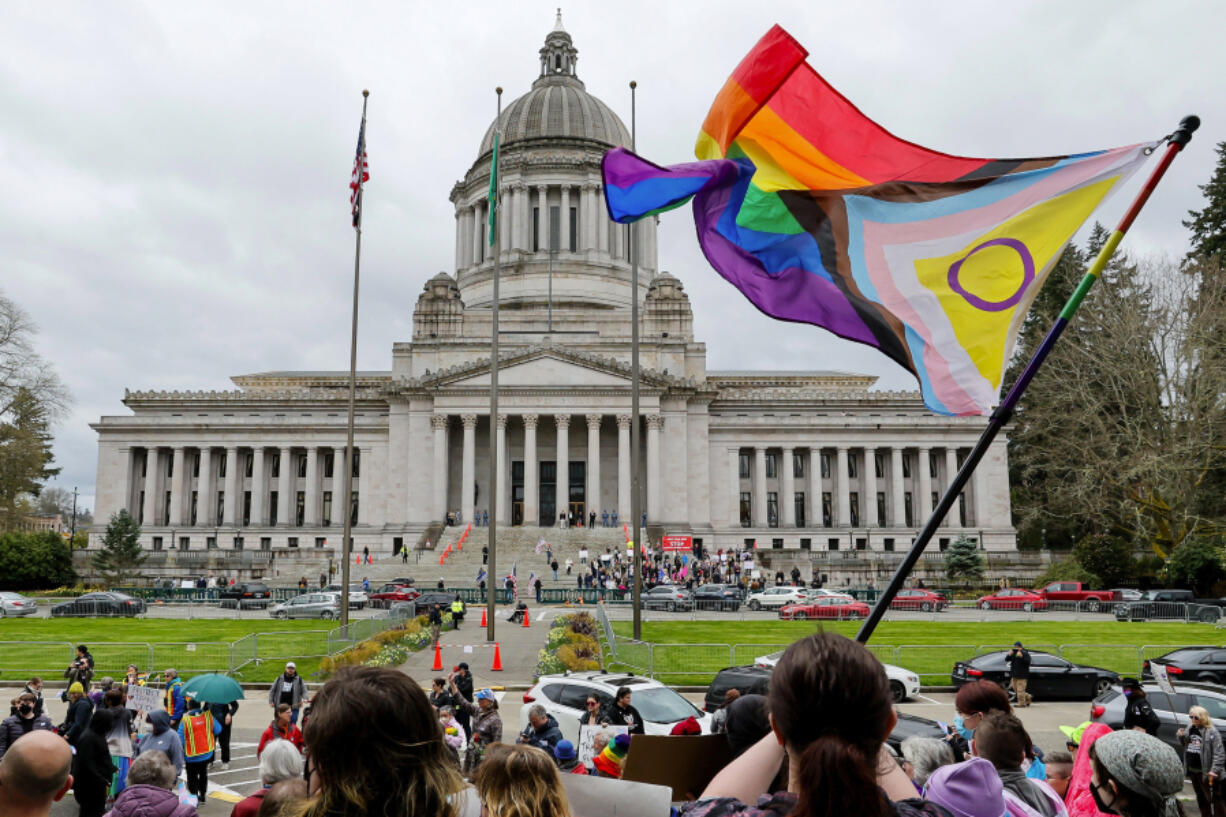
[511,461,524,526]
[568,501,585,527]
[539,461,557,528]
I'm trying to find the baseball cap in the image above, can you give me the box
[1013,641,1022,646]
[286,662,297,668]
[474,688,496,702]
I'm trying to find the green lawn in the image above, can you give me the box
[0,618,335,684]
[607,620,1225,685]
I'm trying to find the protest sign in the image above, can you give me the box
[126,684,160,713]
[562,773,672,817]
[621,734,733,801]
[577,724,628,764]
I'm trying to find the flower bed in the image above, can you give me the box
[534,612,601,678]
[320,611,453,677]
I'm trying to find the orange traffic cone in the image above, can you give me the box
[439,555,445,566]
[431,641,443,671]
[480,607,487,627]
[491,642,503,671]
[522,607,530,628]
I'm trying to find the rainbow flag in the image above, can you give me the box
[603,25,1155,415]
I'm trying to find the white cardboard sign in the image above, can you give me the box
[1151,662,1177,696]
[561,771,672,817]
[126,684,160,712]
[577,724,628,764]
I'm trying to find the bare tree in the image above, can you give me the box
[0,293,69,422]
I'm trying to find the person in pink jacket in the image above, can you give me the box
[1064,723,1113,817]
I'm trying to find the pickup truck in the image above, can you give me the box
[1035,582,1119,612]
[1114,589,1226,623]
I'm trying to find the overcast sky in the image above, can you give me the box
[2,0,1220,511]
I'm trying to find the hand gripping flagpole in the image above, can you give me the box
[856,115,1200,644]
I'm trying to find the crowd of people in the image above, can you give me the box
[0,634,1209,817]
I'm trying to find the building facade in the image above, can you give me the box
[89,16,1017,563]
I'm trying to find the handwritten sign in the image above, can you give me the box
[577,724,628,764]
[126,684,160,713]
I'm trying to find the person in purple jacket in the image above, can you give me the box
[105,751,197,817]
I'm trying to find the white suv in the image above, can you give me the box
[520,672,712,744]
[754,650,922,702]
[746,587,807,610]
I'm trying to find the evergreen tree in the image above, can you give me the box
[1184,140,1226,264]
[0,387,60,529]
[92,509,146,584]
[944,536,984,581]
[1164,536,1226,596]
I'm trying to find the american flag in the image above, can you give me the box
[349,114,369,228]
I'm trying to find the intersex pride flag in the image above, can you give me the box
[603,25,1154,416]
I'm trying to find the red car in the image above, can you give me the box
[977,589,1049,612]
[779,597,870,620]
[889,589,949,612]
[369,583,421,609]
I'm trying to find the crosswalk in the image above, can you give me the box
[200,741,261,804]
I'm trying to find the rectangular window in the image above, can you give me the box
[771,538,783,550]
[190,491,198,526]
[738,453,750,479]
[848,454,858,479]
[569,206,577,251]
[820,452,830,478]
[800,537,812,551]
[242,491,251,526]
[549,205,560,251]
[218,454,227,478]
[270,455,280,479]
[167,456,173,478]
[884,537,895,552]
[939,537,950,552]
[216,492,225,525]
[233,536,244,550]
[958,492,967,527]
[352,449,360,478]
[767,492,778,528]
[902,453,911,479]
[137,491,145,524]
[350,491,359,526]
[875,452,884,479]
[269,491,279,526]
[932,492,939,514]
[179,536,190,550]
[260,536,272,551]
[793,452,804,478]
[206,536,217,549]
[295,491,305,526]
[849,492,860,527]
[322,491,332,527]
[877,492,886,526]
[192,453,200,478]
[152,536,163,551]
[297,454,307,478]
[795,492,806,528]
[245,453,253,478]
[828,537,840,551]
[856,537,867,550]
[904,492,914,527]
[288,537,299,548]
[929,452,938,479]
[822,492,832,527]
[163,491,171,523]
[765,454,777,479]
[315,537,326,548]
[744,538,756,549]
[324,453,334,479]
[533,207,540,252]
[739,492,751,527]
[141,453,148,478]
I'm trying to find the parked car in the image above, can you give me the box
[0,591,38,617]
[269,592,343,620]
[976,589,1048,612]
[778,597,870,620]
[51,592,145,618]
[641,585,693,612]
[1114,589,1225,622]
[323,584,369,610]
[1111,588,1144,602]
[704,666,772,711]
[369,583,421,609]
[1091,681,1226,753]
[1034,582,1119,612]
[1143,647,1226,684]
[746,587,807,611]
[889,589,949,612]
[521,672,712,744]
[388,591,457,618]
[753,651,921,702]
[951,650,1118,700]
[219,581,272,610]
[704,663,930,717]
[801,589,855,601]
[692,584,743,612]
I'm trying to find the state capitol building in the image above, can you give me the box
[88,17,1018,578]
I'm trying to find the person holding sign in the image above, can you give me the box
[578,695,608,730]
[1178,705,1225,817]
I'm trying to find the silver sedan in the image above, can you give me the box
[0,592,37,617]
[269,592,342,620]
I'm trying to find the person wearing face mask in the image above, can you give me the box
[947,681,1013,759]
[1089,730,1184,817]
[1121,680,1160,736]
[0,693,55,761]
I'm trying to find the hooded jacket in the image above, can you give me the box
[0,713,55,760]
[1066,722,1113,817]
[519,714,563,751]
[105,783,198,817]
[136,711,186,776]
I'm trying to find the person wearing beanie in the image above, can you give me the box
[554,739,585,774]
[1090,730,1184,817]
[671,716,702,736]
[592,733,630,778]
[923,757,1009,817]
[61,681,94,746]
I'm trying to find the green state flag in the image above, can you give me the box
[488,132,499,245]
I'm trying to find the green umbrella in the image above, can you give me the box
[181,674,245,704]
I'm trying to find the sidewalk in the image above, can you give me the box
[398,604,556,687]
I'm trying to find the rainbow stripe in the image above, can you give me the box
[603,25,1154,415]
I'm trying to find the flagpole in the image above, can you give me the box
[629,80,643,641]
[855,115,1199,643]
[339,89,370,630]
[487,87,503,644]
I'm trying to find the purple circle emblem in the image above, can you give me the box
[947,237,1034,312]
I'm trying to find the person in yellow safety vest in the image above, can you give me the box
[162,669,185,728]
[451,595,465,630]
[178,694,222,805]
[124,664,147,687]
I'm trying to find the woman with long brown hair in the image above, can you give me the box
[475,744,572,817]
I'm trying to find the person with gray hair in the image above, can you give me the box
[104,751,196,817]
[900,736,956,787]
[517,704,563,752]
[230,739,305,817]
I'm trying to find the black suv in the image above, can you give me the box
[219,581,272,610]
[704,666,771,711]
[1114,589,1224,623]
[693,584,744,612]
[1144,647,1226,684]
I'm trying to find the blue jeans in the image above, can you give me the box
[290,707,300,726]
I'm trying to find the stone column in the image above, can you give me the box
[617,414,631,522]
[277,447,292,526]
[537,185,548,252]
[304,447,320,526]
[471,202,484,265]
[500,185,512,254]
[729,448,741,526]
[613,220,624,260]
[560,186,571,252]
[753,448,767,526]
[142,448,159,526]
[586,414,601,520]
[781,447,796,527]
[810,448,822,527]
[646,415,662,523]
[863,446,878,526]
[945,447,960,527]
[890,447,905,527]
[432,415,448,520]
[461,414,477,525]
[495,414,508,523]
[580,184,593,251]
[334,445,348,522]
[918,447,933,523]
[455,210,465,271]
[198,447,214,526]
[523,415,539,525]
[519,185,531,251]
[554,415,570,526]
[596,195,608,255]
[223,446,239,526]
[250,446,266,526]
[836,446,850,527]
[168,447,185,526]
